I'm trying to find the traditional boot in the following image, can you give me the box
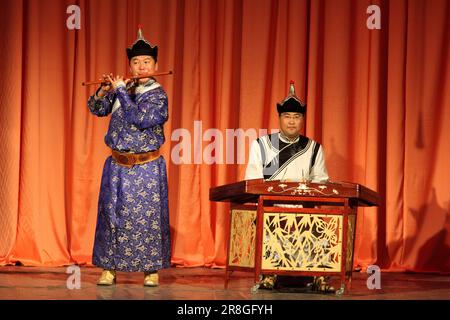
[259,274,277,290]
[144,272,159,287]
[310,276,335,293]
[97,270,116,286]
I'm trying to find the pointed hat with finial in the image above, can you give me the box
[126,25,158,62]
[276,80,306,115]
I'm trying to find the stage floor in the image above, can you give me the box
[0,266,448,300]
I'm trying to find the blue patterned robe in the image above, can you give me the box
[88,79,171,272]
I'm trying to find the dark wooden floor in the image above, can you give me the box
[0,266,448,300]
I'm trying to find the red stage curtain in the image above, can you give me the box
[0,0,449,272]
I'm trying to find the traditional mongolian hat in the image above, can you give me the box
[126,25,158,62]
[277,81,306,115]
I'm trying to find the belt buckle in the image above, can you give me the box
[117,154,131,165]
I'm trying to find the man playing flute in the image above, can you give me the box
[87,27,171,287]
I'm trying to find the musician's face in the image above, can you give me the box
[129,55,157,83]
[279,112,303,139]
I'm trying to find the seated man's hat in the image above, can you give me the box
[277,81,306,115]
[126,26,158,62]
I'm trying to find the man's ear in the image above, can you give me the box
[155,62,159,71]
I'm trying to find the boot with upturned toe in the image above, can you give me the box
[309,276,335,293]
[259,274,277,290]
[144,272,159,287]
[97,270,116,286]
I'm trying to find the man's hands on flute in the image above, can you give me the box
[97,73,131,98]
[106,74,132,90]
[96,74,112,98]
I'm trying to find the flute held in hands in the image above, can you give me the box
[81,70,173,86]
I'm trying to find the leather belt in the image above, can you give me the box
[111,149,160,168]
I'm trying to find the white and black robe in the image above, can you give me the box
[245,133,329,183]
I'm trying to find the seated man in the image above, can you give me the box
[245,81,334,293]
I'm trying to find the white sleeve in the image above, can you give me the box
[310,145,329,183]
[245,140,264,180]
